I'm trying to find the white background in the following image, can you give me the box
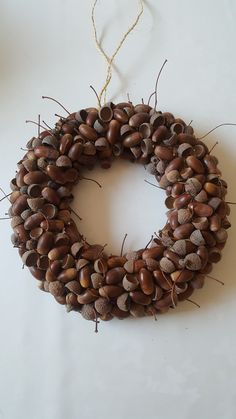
[1,1,236,418]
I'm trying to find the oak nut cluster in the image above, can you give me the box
[9,101,231,322]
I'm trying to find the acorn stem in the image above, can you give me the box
[0,217,11,220]
[90,85,101,108]
[120,233,128,257]
[153,59,168,110]
[25,120,53,136]
[150,307,158,321]
[186,298,200,308]
[206,275,224,285]
[80,176,102,188]
[144,179,164,190]
[42,120,53,131]
[209,141,218,154]
[170,286,177,308]
[127,93,132,104]
[145,235,153,249]
[55,113,66,120]
[0,193,11,202]
[198,123,236,140]
[226,201,236,205]
[42,95,70,115]
[70,208,82,221]
[0,187,11,202]
[93,310,100,333]
[38,114,41,138]
[148,60,168,108]
[98,243,108,258]
[147,92,155,106]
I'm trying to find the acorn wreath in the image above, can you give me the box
[6,1,232,328]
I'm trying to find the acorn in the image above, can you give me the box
[138,268,154,295]
[27,198,45,212]
[192,217,209,230]
[11,216,23,229]
[106,267,126,285]
[94,258,108,274]
[71,242,83,257]
[130,303,145,317]
[190,230,206,246]
[122,274,139,291]
[159,257,175,273]
[185,177,202,195]
[49,281,65,297]
[177,208,192,225]
[117,293,130,311]
[22,250,38,267]
[65,280,81,295]
[81,304,96,321]
[91,273,105,289]
[94,298,112,315]
[191,274,205,289]
[184,253,202,271]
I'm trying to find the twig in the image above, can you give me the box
[186,298,200,308]
[145,235,153,249]
[120,233,128,257]
[198,123,236,140]
[70,208,82,221]
[93,310,100,333]
[144,179,164,190]
[25,120,53,136]
[147,92,155,106]
[152,59,168,110]
[0,188,11,202]
[42,120,53,131]
[55,113,66,120]
[80,176,102,188]
[90,85,101,108]
[206,275,224,286]
[209,141,218,154]
[42,95,70,115]
[38,114,41,138]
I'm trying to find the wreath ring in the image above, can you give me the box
[9,99,230,326]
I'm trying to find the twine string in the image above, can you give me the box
[91,0,144,106]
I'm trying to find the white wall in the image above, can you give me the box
[0,1,236,418]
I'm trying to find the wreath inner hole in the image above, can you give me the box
[71,158,166,255]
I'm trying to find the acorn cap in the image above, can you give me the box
[172,240,187,256]
[94,298,112,315]
[42,135,59,149]
[22,250,38,267]
[159,257,175,273]
[117,293,130,312]
[190,230,206,246]
[27,198,45,211]
[184,253,202,271]
[81,304,96,320]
